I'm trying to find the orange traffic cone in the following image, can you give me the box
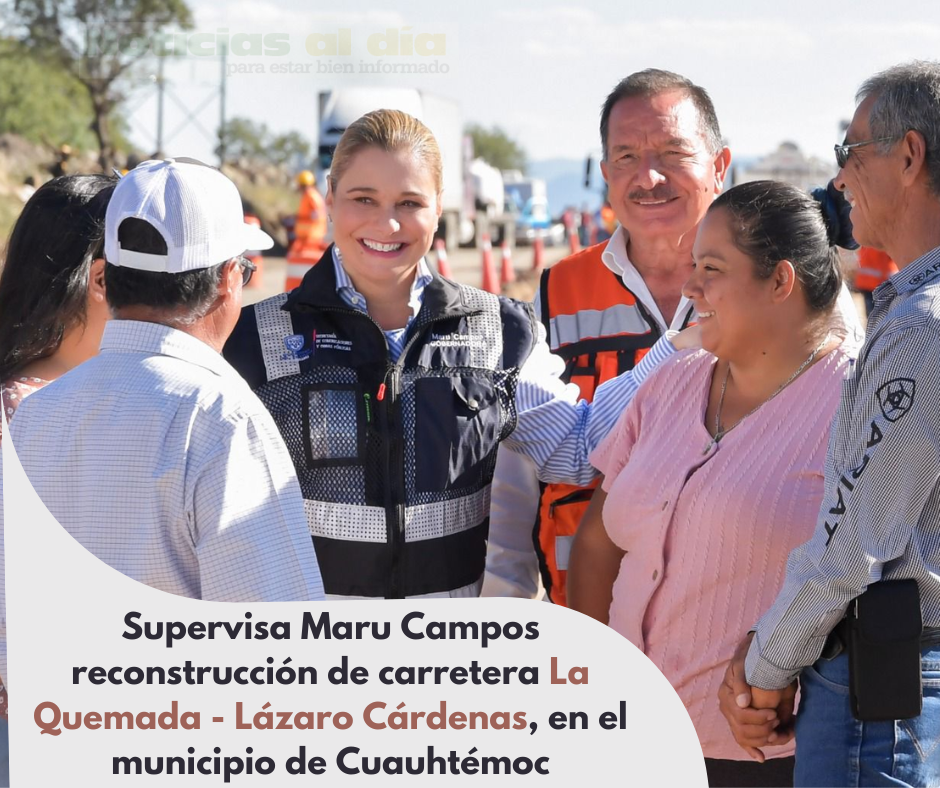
[434,238,452,279]
[243,214,264,288]
[480,234,499,294]
[532,236,545,271]
[285,242,326,291]
[499,240,515,285]
[567,225,581,255]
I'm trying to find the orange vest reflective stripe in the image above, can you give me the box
[854,247,898,292]
[534,243,682,606]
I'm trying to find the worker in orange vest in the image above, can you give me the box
[285,171,329,291]
[854,246,898,316]
[290,170,328,257]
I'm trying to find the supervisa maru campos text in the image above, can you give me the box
[120,610,540,648]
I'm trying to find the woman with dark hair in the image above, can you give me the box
[0,174,117,435]
[0,175,116,764]
[568,181,861,787]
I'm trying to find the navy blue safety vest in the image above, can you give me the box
[224,246,537,598]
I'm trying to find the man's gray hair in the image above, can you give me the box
[858,60,940,195]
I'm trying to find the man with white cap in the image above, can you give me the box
[9,158,324,602]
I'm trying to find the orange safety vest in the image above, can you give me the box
[286,187,329,290]
[295,186,327,244]
[854,247,898,292]
[535,243,690,606]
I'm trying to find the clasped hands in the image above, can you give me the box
[718,632,799,763]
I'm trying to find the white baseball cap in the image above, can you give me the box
[104,158,273,273]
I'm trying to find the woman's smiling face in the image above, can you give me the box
[326,145,441,287]
[684,206,780,360]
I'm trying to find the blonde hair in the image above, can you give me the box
[329,109,443,194]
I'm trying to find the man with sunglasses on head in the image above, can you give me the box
[9,159,324,603]
[721,61,940,786]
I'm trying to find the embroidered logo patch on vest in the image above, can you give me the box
[282,333,312,360]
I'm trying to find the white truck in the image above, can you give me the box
[316,87,476,248]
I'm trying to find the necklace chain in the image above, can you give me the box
[703,333,831,455]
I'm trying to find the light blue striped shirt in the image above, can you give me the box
[330,249,676,485]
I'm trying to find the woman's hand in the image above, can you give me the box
[671,324,702,351]
[718,633,797,762]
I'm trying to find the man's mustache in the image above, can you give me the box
[627,188,677,202]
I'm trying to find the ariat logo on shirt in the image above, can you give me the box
[877,378,915,422]
[908,261,940,287]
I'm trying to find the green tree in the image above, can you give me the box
[465,124,528,173]
[217,117,268,164]
[268,130,311,170]
[218,118,311,170]
[6,0,193,170]
[0,38,98,150]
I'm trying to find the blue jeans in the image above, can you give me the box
[0,717,8,788]
[794,647,940,787]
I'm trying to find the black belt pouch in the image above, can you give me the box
[848,578,923,721]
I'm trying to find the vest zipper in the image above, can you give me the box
[384,318,454,599]
[311,304,467,599]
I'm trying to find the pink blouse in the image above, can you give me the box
[1,376,48,444]
[589,344,854,760]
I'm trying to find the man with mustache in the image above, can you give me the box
[485,69,731,603]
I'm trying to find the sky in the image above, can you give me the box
[122,0,940,168]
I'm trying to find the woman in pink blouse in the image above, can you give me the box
[568,181,860,788]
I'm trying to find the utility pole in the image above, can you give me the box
[218,43,227,165]
[155,52,165,157]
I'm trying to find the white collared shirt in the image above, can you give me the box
[599,225,694,333]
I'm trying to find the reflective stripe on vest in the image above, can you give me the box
[306,487,490,543]
[549,304,652,349]
[854,247,898,292]
[555,535,574,571]
[255,293,301,382]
